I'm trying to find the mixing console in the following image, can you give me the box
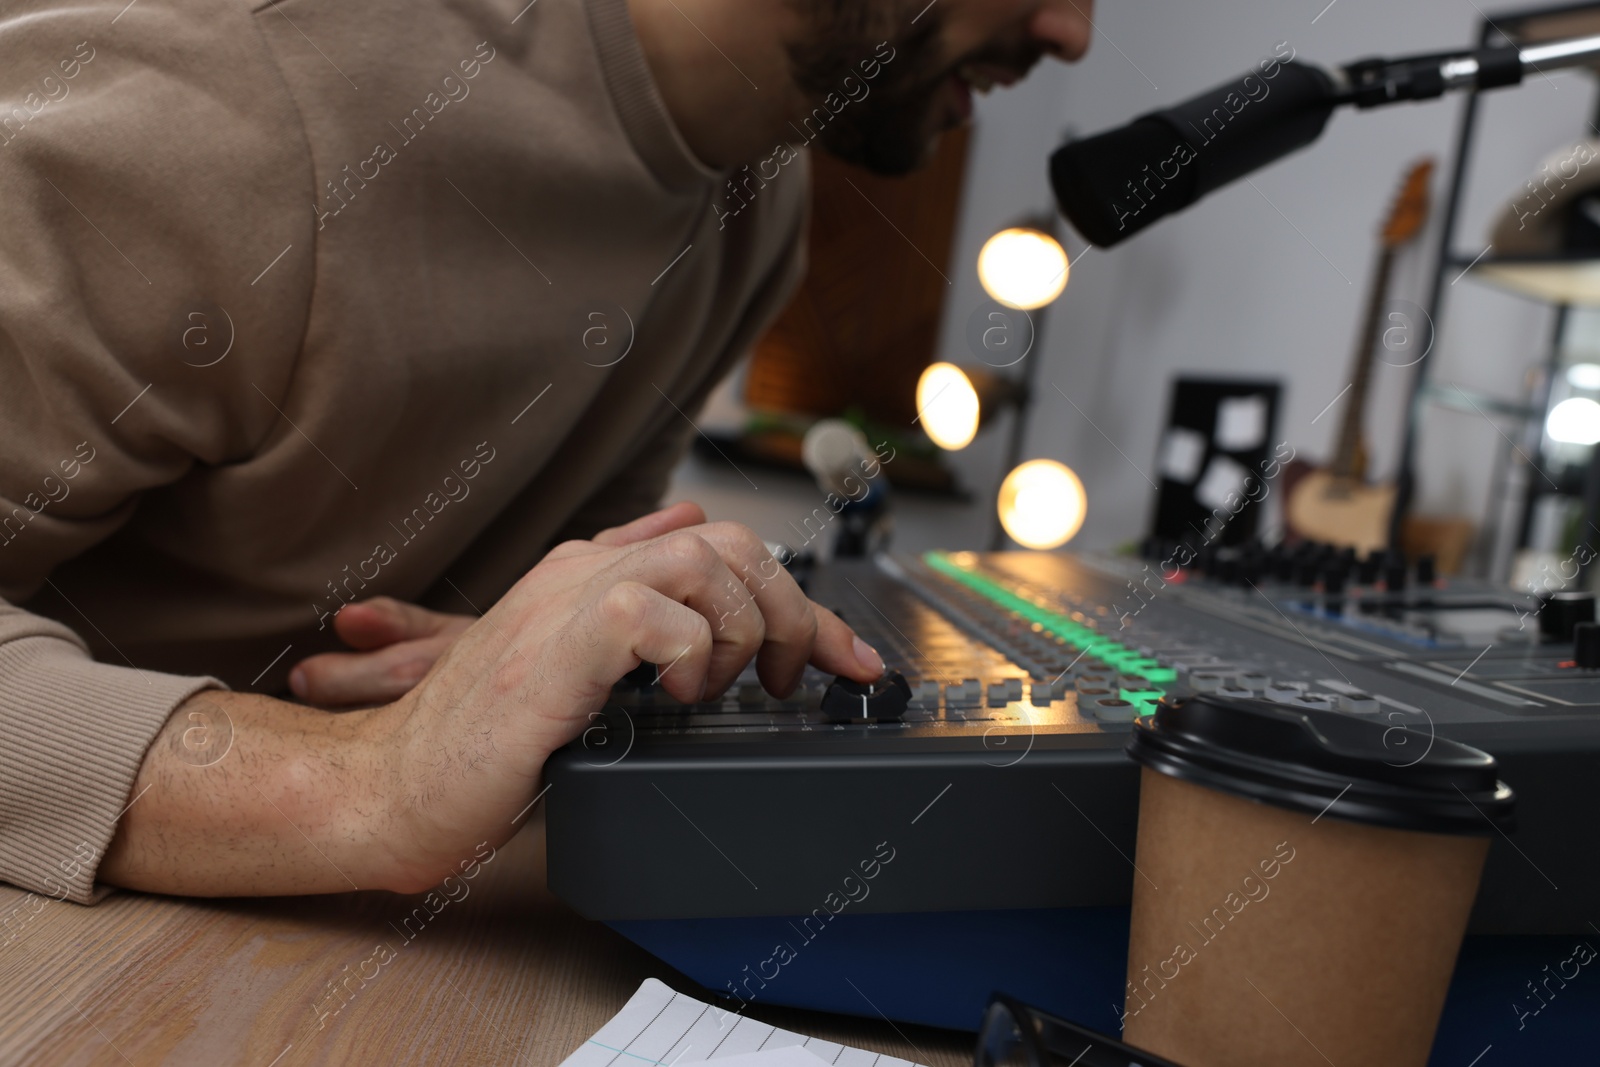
[546,549,1600,934]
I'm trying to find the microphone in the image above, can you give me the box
[1049,59,1338,248]
[801,419,877,499]
[800,420,892,559]
[1049,35,1600,248]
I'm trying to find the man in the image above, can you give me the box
[0,0,1091,903]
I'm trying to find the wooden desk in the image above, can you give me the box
[0,817,972,1065]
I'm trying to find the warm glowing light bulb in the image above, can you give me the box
[917,362,981,450]
[977,227,1069,310]
[998,459,1086,549]
[1548,396,1600,445]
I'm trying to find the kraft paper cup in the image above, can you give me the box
[1120,694,1513,1067]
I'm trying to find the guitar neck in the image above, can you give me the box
[1331,247,1395,480]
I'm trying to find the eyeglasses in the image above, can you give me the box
[973,994,1186,1067]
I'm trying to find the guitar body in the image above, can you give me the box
[1285,469,1397,555]
[1279,160,1435,559]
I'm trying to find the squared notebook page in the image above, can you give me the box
[557,978,928,1067]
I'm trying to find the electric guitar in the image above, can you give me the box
[1285,159,1433,554]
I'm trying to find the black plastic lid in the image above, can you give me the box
[1127,694,1515,836]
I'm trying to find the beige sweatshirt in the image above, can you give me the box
[0,0,808,903]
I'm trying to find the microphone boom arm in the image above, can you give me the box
[1351,32,1600,103]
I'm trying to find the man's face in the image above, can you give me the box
[785,0,1093,175]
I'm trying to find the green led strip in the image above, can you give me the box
[923,552,1169,714]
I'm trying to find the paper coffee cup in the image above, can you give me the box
[1120,694,1514,1067]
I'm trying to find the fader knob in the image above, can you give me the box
[1541,592,1596,642]
[1321,562,1347,596]
[1239,554,1264,585]
[821,670,912,722]
[1356,552,1382,585]
[1575,622,1600,670]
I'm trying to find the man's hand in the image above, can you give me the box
[378,510,883,889]
[286,502,733,708]
[101,506,884,897]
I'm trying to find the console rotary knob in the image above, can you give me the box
[1575,622,1600,670]
[1541,591,1596,642]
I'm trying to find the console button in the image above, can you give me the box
[947,679,982,706]
[1089,697,1138,723]
[1338,692,1379,714]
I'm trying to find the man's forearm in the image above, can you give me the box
[99,691,406,897]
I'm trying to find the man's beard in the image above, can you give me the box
[784,3,1041,175]
[815,69,951,175]
[785,5,945,176]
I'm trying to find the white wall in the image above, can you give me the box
[670,0,1595,561]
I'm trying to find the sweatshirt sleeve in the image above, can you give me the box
[0,0,313,902]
